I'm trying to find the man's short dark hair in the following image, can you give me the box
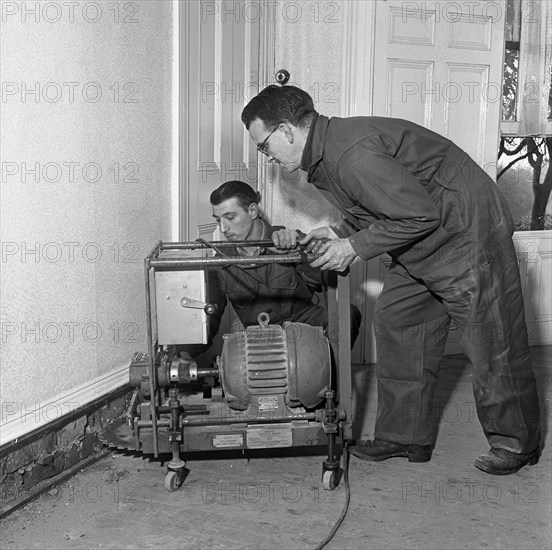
[210,180,261,211]
[241,85,316,130]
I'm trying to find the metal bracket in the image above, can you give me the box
[180,296,207,309]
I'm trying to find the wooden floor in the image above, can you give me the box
[1,346,550,550]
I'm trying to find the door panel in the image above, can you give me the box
[386,60,434,126]
[444,64,490,162]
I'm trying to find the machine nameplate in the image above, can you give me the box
[257,396,279,411]
[212,433,244,448]
[246,423,293,448]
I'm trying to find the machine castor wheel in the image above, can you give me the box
[164,468,188,492]
[322,467,343,491]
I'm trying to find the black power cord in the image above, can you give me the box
[197,235,353,549]
[314,443,352,550]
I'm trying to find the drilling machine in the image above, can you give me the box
[100,240,353,492]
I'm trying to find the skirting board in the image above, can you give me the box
[0,364,129,447]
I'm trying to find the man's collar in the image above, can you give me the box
[236,218,267,255]
[300,113,329,175]
[220,218,273,268]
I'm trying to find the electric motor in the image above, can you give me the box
[218,316,331,411]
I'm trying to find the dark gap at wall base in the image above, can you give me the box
[0,386,132,517]
[0,448,112,521]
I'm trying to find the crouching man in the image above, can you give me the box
[173,180,361,361]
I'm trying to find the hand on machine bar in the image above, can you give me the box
[272,226,357,271]
[271,227,334,254]
[299,226,358,272]
[271,228,304,253]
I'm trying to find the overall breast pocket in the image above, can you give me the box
[262,267,301,320]
[269,268,299,296]
[225,273,257,310]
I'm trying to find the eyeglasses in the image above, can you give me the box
[257,124,280,156]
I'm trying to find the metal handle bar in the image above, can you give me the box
[163,239,278,250]
[150,251,320,268]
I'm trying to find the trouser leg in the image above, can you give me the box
[437,155,540,453]
[374,262,450,446]
[441,255,541,453]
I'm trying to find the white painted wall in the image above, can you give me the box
[0,0,173,443]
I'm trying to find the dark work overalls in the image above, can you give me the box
[301,113,540,454]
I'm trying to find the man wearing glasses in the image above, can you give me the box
[242,84,541,476]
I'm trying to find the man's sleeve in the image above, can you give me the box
[330,218,359,238]
[336,136,441,260]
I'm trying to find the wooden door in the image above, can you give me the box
[180,0,262,241]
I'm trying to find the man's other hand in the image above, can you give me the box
[307,237,358,272]
[299,226,338,253]
[272,228,301,253]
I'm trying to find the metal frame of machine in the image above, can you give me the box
[106,240,353,492]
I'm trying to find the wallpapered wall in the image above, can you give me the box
[0,2,173,428]
[270,0,347,232]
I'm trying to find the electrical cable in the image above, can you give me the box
[314,443,352,550]
[197,234,352,549]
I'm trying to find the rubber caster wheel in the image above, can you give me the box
[322,470,338,491]
[164,469,184,492]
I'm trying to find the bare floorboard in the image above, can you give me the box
[1,346,550,550]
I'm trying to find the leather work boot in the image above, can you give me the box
[474,447,540,475]
[349,438,432,463]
